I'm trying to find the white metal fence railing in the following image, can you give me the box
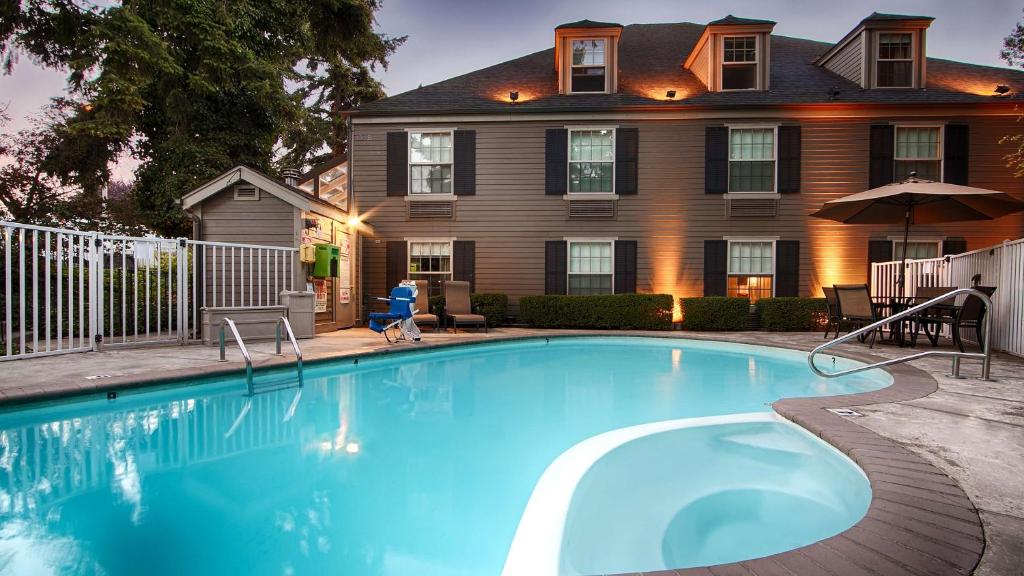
[871,238,1024,357]
[1,221,296,361]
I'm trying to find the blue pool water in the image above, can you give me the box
[0,337,890,576]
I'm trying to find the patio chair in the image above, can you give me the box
[368,284,416,343]
[833,284,881,347]
[412,280,439,332]
[909,286,957,347]
[822,287,840,340]
[913,286,996,352]
[442,281,487,333]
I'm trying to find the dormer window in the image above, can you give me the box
[571,39,607,93]
[722,36,758,90]
[877,33,913,87]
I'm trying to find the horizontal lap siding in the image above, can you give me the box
[824,34,863,85]
[352,116,1024,316]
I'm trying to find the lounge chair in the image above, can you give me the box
[823,286,840,340]
[442,281,487,333]
[909,286,957,346]
[914,286,996,352]
[412,280,439,332]
[833,284,881,347]
[368,285,416,343]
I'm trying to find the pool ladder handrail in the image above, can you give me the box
[219,318,254,390]
[808,287,993,381]
[275,316,304,386]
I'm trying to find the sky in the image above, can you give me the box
[1,0,1021,178]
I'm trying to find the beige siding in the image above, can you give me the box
[691,38,711,88]
[352,115,1024,318]
[823,33,864,86]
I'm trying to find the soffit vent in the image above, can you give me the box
[568,199,616,219]
[727,196,778,218]
[408,200,454,219]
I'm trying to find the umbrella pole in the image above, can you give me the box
[898,204,912,298]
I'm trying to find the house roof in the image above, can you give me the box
[181,165,347,220]
[555,19,622,29]
[353,22,1024,117]
[861,12,935,23]
[707,15,776,26]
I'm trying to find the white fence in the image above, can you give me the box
[871,238,1024,357]
[1,221,296,361]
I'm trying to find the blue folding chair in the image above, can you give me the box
[368,285,416,343]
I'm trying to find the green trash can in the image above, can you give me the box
[313,244,340,278]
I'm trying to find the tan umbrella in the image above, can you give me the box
[811,175,1024,289]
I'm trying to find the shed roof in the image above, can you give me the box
[181,165,347,220]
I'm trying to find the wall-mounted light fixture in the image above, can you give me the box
[665,90,677,99]
[995,84,1011,95]
[509,90,519,103]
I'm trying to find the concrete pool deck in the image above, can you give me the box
[0,328,1021,575]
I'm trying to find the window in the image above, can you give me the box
[728,127,775,192]
[408,241,451,297]
[571,39,607,93]
[728,240,774,302]
[893,240,940,260]
[568,240,613,295]
[722,36,758,90]
[569,129,615,193]
[409,131,453,194]
[895,126,942,182]
[876,33,913,88]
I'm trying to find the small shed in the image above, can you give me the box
[182,164,358,336]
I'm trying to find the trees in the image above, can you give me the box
[1002,11,1024,177]
[1,0,402,235]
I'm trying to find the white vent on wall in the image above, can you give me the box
[408,200,454,219]
[234,186,259,201]
[568,200,616,219]
[726,196,778,218]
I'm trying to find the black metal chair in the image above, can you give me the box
[822,286,840,340]
[834,284,882,347]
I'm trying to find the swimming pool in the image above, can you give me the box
[0,337,890,576]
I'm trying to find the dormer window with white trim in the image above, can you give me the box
[722,36,758,90]
[571,39,607,93]
[876,32,913,88]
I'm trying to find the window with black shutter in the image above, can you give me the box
[774,240,800,296]
[867,239,894,285]
[545,129,568,195]
[615,128,638,194]
[942,237,968,256]
[703,240,728,295]
[545,241,568,294]
[453,240,476,292]
[614,241,637,293]
[385,241,408,293]
[705,127,729,194]
[944,124,969,185]
[454,130,476,195]
[777,125,801,193]
[869,124,895,188]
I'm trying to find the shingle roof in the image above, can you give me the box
[555,19,622,29]
[354,22,1024,117]
[862,12,935,23]
[707,15,776,26]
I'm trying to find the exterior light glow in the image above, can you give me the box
[509,90,519,103]
[346,215,361,228]
[665,90,676,99]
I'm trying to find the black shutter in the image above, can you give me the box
[869,124,895,188]
[943,237,968,256]
[778,125,801,193]
[705,127,729,194]
[615,128,639,194]
[452,240,476,292]
[545,129,568,195]
[775,240,800,296]
[867,239,894,286]
[386,132,408,196]
[454,130,476,196]
[703,240,728,296]
[944,124,969,185]
[385,241,407,292]
[614,240,637,293]
[545,240,567,295]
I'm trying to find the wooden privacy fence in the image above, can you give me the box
[871,238,1024,357]
[1,221,296,361]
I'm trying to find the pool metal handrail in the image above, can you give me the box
[808,287,993,380]
[275,316,304,386]
[219,318,254,390]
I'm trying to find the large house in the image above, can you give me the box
[347,13,1024,318]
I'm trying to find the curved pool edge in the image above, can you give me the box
[0,332,986,576]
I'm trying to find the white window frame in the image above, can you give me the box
[565,237,616,295]
[407,129,455,195]
[888,237,943,261]
[893,124,944,182]
[567,127,617,195]
[406,238,455,284]
[568,37,609,94]
[721,34,760,91]
[875,31,915,89]
[725,237,777,300]
[726,125,778,193]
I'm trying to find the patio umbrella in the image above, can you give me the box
[811,174,1024,289]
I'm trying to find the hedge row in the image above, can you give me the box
[757,297,828,331]
[680,297,751,331]
[519,294,674,330]
[679,296,828,331]
[428,293,509,327]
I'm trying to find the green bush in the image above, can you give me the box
[428,293,509,327]
[518,294,674,330]
[680,297,750,331]
[758,297,828,331]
